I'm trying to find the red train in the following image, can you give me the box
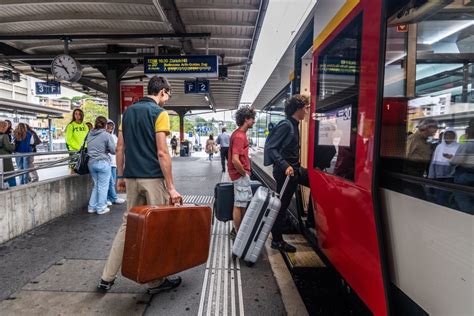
[251,0,473,315]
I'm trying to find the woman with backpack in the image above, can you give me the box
[65,109,88,173]
[87,116,116,215]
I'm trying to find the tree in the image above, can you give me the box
[81,99,108,124]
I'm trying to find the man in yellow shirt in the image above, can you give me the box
[98,76,182,295]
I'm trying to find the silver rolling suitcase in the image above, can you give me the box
[232,176,290,266]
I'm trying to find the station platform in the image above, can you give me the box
[0,155,309,315]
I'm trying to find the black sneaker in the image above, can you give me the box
[147,276,182,295]
[271,240,297,253]
[229,228,236,241]
[97,279,114,293]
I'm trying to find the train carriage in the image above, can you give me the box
[250,0,473,315]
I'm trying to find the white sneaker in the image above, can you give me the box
[114,198,126,205]
[106,201,112,206]
[88,209,96,214]
[97,207,110,215]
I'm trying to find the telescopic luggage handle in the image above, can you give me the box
[279,175,291,197]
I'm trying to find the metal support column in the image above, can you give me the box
[175,108,190,142]
[48,117,53,152]
[462,63,469,103]
[106,67,121,132]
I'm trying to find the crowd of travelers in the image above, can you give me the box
[0,119,42,187]
[405,117,474,212]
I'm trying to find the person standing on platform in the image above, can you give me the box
[26,124,41,182]
[106,119,125,206]
[228,107,256,240]
[65,109,88,172]
[13,123,33,185]
[5,120,13,142]
[405,118,438,177]
[98,76,182,294]
[217,127,230,173]
[264,95,310,253]
[86,116,115,215]
[0,120,16,188]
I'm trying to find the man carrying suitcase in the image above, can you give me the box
[228,107,256,239]
[98,76,182,294]
[264,95,310,253]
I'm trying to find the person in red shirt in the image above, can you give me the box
[228,106,256,239]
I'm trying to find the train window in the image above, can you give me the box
[380,1,474,214]
[313,14,362,181]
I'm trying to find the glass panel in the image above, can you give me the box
[381,1,474,213]
[313,14,362,182]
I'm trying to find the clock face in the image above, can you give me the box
[51,54,82,82]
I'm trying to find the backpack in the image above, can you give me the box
[263,119,295,166]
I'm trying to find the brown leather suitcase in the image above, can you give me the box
[122,202,212,284]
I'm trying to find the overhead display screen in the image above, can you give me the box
[144,55,219,78]
[317,104,352,147]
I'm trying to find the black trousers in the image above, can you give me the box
[220,147,229,171]
[271,167,309,242]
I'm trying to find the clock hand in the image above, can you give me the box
[57,61,70,75]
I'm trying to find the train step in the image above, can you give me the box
[280,234,325,270]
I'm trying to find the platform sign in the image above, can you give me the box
[144,55,219,78]
[35,81,61,95]
[185,79,209,94]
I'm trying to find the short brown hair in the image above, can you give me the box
[148,76,171,96]
[284,94,309,117]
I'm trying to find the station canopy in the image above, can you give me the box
[0,0,268,111]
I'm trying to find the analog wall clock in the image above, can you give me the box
[51,54,82,82]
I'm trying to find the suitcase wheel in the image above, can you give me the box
[244,261,254,267]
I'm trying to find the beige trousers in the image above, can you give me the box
[101,178,168,286]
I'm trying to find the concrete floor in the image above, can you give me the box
[0,156,287,315]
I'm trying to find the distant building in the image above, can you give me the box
[79,97,107,107]
[38,97,71,110]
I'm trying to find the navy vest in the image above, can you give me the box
[123,97,165,178]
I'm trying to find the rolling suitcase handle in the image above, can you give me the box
[278,175,291,197]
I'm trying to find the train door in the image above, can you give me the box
[308,1,389,315]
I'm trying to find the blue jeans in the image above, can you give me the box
[15,157,29,185]
[88,160,112,211]
[107,166,117,203]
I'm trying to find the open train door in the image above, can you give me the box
[308,0,390,315]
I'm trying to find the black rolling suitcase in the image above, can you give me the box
[213,180,262,222]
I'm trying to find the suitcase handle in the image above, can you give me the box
[168,197,183,206]
[279,175,291,197]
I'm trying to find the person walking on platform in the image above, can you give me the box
[13,123,33,185]
[65,109,88,173]
[87,116,116,215]
[0,120,16,188]
[106,119,125,206]
[170,135,178,156]
[98,76,182,294]
[217,127,230,172]
[264,95,310,253]
[228,107,256,239]
[205,134,217,161]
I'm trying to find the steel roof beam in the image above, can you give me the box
[0,33,210,41]
[0,0,151,5]
[0,15,167,26]
[186,21,255,27]
[179,4,259,12]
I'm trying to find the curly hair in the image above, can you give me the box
[235,106,256,127]
[284,94,309,117]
